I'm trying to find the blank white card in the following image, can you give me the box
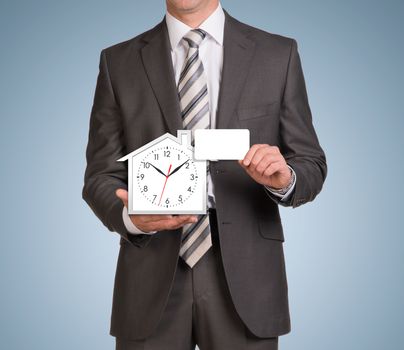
[194,129,250,160]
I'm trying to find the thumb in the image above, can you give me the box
[238,159,246,169]
[115,188,128,208]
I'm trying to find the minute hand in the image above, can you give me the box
[168,159,190,178]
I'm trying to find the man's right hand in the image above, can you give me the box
[115,189,198,233]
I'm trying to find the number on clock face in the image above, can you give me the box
[136,146,199,208]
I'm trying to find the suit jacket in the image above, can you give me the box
[82,9,327,340]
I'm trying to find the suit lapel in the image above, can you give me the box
[141,19,183,135]
[140,11,256,134]
[216,10,256,129]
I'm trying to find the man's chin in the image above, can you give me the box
[167,0,208,13]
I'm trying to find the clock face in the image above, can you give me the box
[136,145,200,208]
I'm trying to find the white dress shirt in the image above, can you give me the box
[123,2,296,234]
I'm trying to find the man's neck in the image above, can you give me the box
[166,1,219,28]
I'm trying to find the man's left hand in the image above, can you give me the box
[238,144,292,189]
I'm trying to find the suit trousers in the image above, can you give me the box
[115,209,279,350]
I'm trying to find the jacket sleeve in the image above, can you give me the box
[82,49,152,247]
[264,39,327,208]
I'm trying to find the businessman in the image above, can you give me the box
[83,1,327,349]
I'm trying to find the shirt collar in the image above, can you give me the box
[165,2,225,50]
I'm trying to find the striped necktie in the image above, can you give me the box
[178,29,212,268]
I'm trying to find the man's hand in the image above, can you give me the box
[238,144,292,189]
[115,189,198,233]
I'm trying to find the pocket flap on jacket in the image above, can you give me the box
[237,101,280,120]
[258,215,285,242]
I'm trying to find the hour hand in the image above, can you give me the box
[148,162,166,177]
[168,159,189,177]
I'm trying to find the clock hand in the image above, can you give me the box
[148,162,166,177]
[158,164,172,206]
[168,159,190,178]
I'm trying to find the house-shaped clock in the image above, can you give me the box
[117,130,207,215]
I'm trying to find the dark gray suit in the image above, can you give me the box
[83,9,327,342]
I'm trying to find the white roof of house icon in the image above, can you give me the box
[117,130,193,162]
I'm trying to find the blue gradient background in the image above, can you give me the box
[1,1,403,349]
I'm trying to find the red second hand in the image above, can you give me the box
[158,164,172,206]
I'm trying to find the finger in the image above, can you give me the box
[254,154,281,176]
[115,189,128,207]
[172,215,199,225]
[241,144,267,166]
[269,145,281,155]
[139,214,197,224]
[169,216,199,230]
[146,215,198,231]
[253,145,281,159]
[135,214,175,223]
[160,215,198,228]
[250,145,283,171]
[247,146,273,172]
[263,161,283,178]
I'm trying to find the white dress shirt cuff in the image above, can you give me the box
[264,165,296,202]
[122,206,157,235]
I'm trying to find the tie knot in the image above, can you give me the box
[183,29,207,48]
